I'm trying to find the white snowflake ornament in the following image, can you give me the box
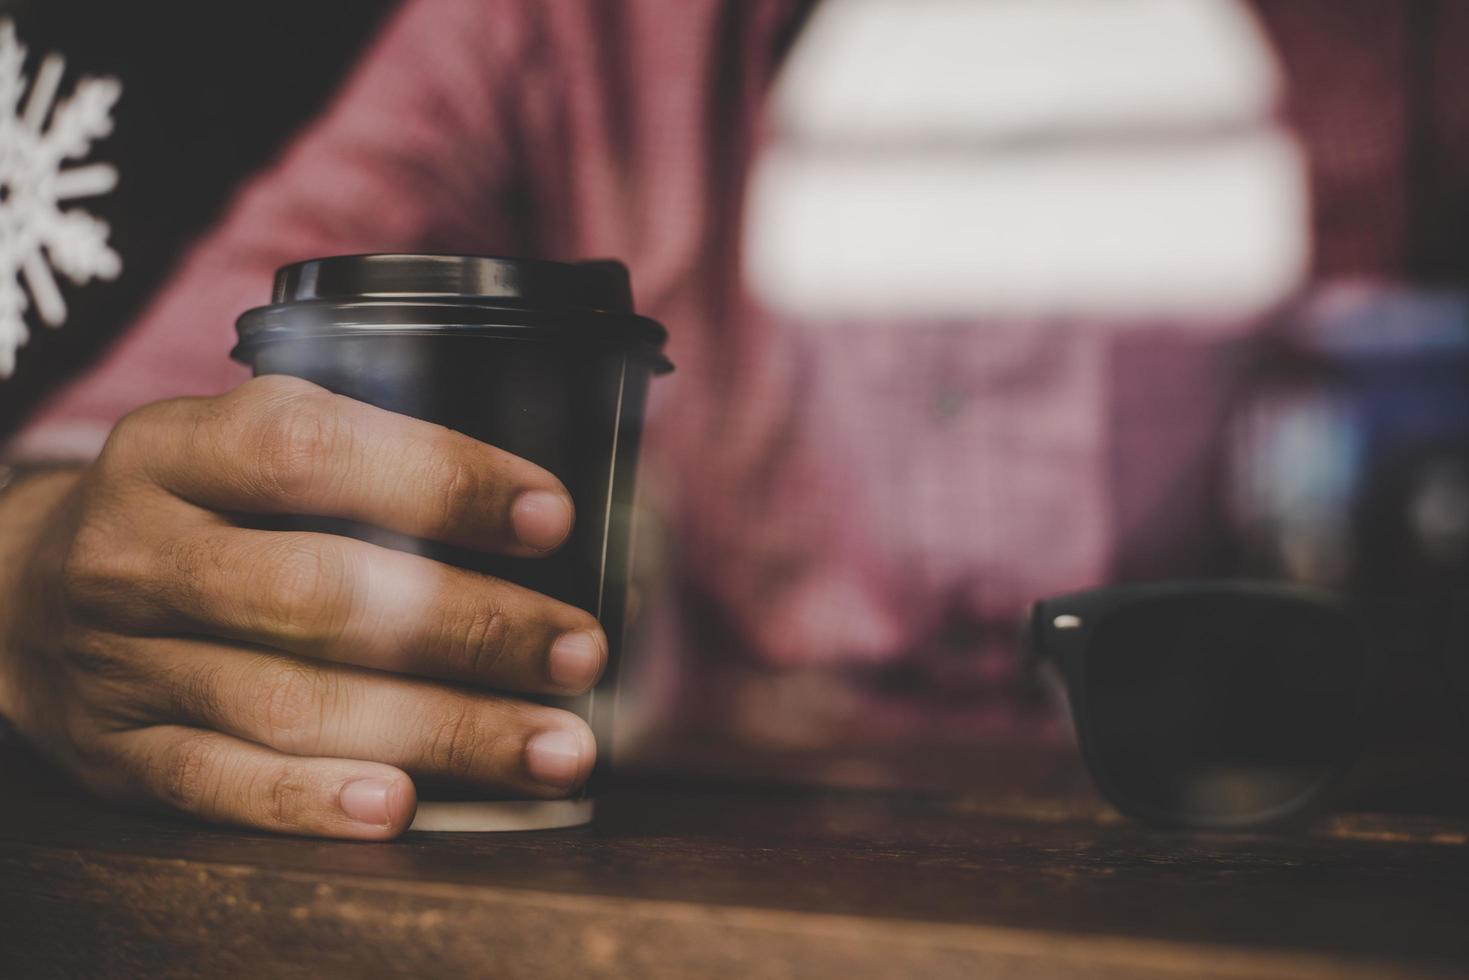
[0,19,121,378]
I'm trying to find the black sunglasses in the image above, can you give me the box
[1026,581,1469,830]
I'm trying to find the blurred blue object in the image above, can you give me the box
[1230,286,1469,594]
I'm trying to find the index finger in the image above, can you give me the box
[146,375,574,555]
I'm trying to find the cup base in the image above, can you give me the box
[408,798,594,833]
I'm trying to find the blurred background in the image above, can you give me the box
[2,0,1467,792]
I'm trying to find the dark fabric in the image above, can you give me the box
[0,0,399,437]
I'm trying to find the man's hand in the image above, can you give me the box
[0,376,604,839]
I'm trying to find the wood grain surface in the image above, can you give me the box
[2,738,1467,979]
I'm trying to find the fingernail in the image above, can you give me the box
[525,729,585,788]
[548,630,605,690]
[340,778,395,826]
[511,491,574,551]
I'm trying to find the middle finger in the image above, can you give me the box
[148,526,607,695]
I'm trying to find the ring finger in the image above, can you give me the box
[132,636,597,797]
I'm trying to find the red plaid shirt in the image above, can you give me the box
[13,0,1469,745]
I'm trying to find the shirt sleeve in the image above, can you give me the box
[8,0,535,460]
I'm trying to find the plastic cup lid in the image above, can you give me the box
[233,253,671,371]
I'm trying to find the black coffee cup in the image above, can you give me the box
[232,253,671,830]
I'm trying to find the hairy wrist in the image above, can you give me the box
[0,466,85,722]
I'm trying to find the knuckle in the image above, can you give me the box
[451,604,512,679]
[100,402,163,465]
[258,539,355,643]
[58,517,142,621]
[235,373,322,406]
[138,533,231,630]
[58,623,129,676]
[157,529,217,584]
[257,764,313,826]
[177,396,230,463]
[57,523,106,604]
[159,732,218,811]
[166,659,228,726]
[255,662,332,748]
[425,702,490,780]
[101,396,223,488]
[433,453,489,535]
[247,393,344,503]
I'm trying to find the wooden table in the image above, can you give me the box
[3,736,1468,979]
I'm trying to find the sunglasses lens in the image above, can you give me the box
[1084,593,1365,824]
